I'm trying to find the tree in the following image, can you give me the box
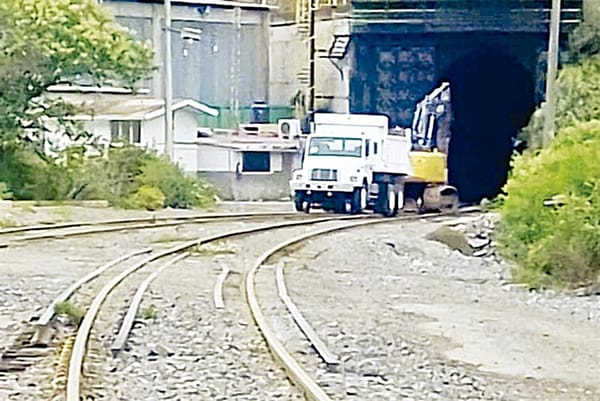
[0,0,153,148]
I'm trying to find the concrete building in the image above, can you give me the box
[102,0,275,127]
[53,1,301,200]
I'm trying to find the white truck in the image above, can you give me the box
[289,113,413,216]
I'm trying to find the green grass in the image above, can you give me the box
[0,217,17,228]
[54,301,84,326]
[139,305,157,320]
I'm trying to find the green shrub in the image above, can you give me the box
[139,305,157,320]
[0,181,11,200]
[104,146,155,203]
[499,121,600,288]
[520,53,600,148]
[136,156,217,209]
[124,185,165,211]
[0,144,216,210]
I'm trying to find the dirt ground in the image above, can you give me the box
[0,204,598,400]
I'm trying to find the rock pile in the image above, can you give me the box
[457,213,500,259]
[427,213,500,259]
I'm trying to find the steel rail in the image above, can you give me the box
[245,211,455,401]
[214,267,230,310]
[37,248,153,326]
[0,211,298,236]
[3,212,317,245]
[65,213,366,401]
[66,209,478,400]
[111,253,190,353]
[276,264,340,366]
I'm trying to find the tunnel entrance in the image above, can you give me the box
[441,50,536,203]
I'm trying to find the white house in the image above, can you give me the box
[45,89,218,172]
[44,88,304,201]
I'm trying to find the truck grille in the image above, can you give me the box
[311,168,337,181]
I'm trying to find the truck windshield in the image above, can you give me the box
[308,137,362,157]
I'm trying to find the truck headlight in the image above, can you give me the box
[350,176,358,182]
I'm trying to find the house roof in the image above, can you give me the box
[197,134,301,152]
[45,92,219,121]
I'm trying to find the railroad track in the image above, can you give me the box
[0,211,309,246]
[246,211,459,401]
[0,207,477,400]
[45,214,371,400]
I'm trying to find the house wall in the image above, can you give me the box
[174,144,198,173]
[197,145,237,172]
[85,120,111,139]
[79,108,200,173]
[143,117,163,149]
[174,110,199,142]
[197,150,301,201]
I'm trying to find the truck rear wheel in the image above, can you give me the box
[351,186,367,214]
[374,182,395,217]
[374,182,401,217]
[386,185,399,217]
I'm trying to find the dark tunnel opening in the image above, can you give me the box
[441,50,536,203]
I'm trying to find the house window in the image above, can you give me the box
[110,120,141,144]
[242,151,270,173]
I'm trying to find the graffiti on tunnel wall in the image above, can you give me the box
[351,38,435,127]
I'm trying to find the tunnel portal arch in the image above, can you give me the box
[440,49,536,203]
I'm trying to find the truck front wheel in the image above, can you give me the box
[351,186,367,214]
[294,193,308,213]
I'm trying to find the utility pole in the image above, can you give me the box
[164,0,174,160]
[308,0,316,115]
[543,0,561,147]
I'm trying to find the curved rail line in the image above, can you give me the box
[0,211,319,245]
[64,214,369,401]
[0,211,295,235]
[36,248,153,326]
[245,211,469,401]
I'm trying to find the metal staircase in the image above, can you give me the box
[295,0,312,86]
[294,0,349,110]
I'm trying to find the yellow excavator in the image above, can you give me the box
[401,82,459,213]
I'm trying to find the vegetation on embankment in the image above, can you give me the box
[1,146,217,210]
[499,25,600,289]
[0,1,216,210]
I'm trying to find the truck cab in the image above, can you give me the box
[290,113,412,215]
